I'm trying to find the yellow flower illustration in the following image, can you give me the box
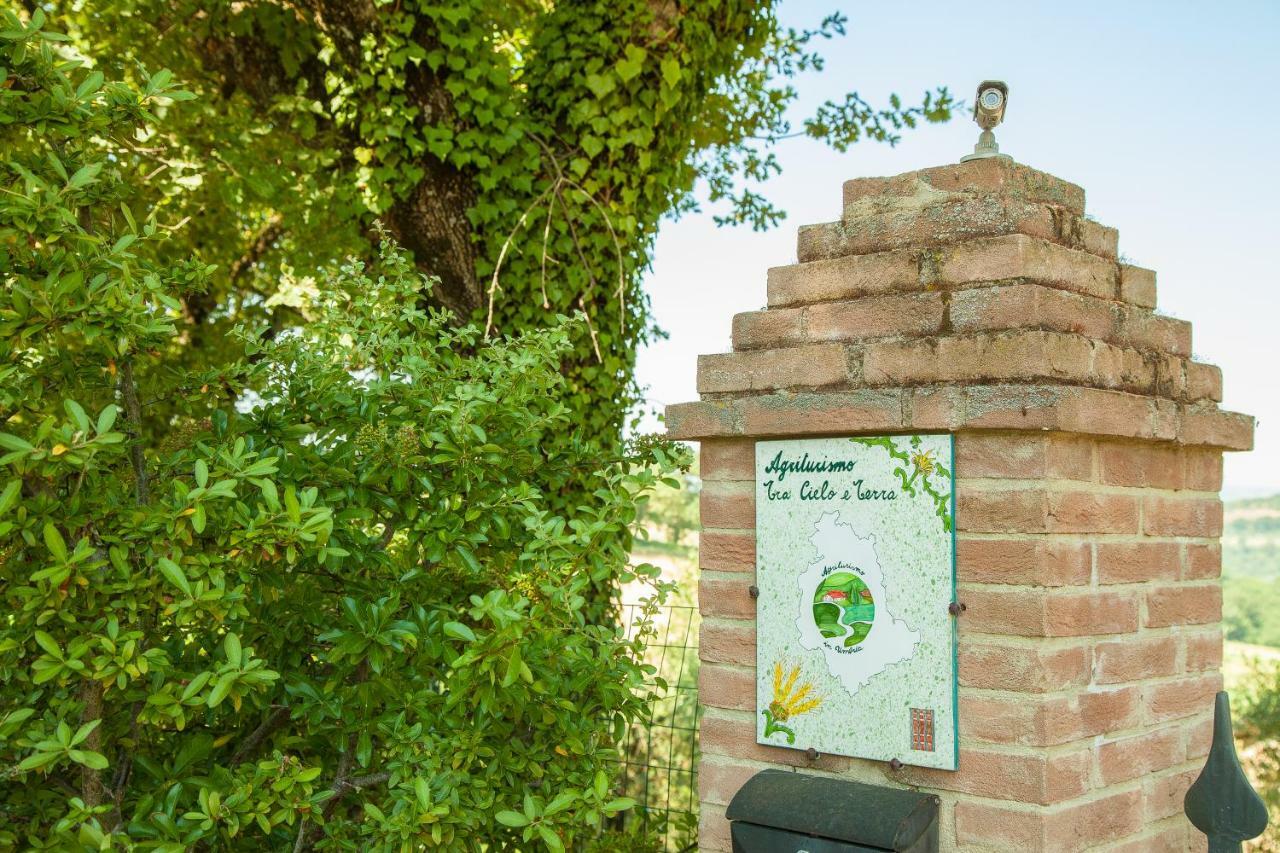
[911,448,936,478]
[762,662,821,743]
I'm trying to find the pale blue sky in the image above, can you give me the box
[637,0,1280,498]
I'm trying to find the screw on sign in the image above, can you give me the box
[1183,691,1269,852]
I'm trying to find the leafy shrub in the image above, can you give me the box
[1,12,682,850]
[1237,663,1280,851]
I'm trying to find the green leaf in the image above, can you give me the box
[69,750,109,770]
[33,630,61,658]
[64,399,89,431]
[584,73,615,98]
[75,69,104,100]
[157,557,192,596]
[66,162,101,190]
[43,524,67,563]
[17,750,60,772]
[207,672,235,707]
[494,810,528,827]
[223,633,241,666]
[284,486,300,523]
[414,777,431,809]
[593,769,608,800]
[537,824,565,853]
[0,433,33,452]
[544,789,576,816]
[95,404,118,435]
[603,797,635,813]
[0,480,20,516]
[443,621,475,643]
[194,459,208,488]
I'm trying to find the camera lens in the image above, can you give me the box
[980,89,1004,110]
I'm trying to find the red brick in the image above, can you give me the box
[1098,442,1184,489]
[1183,449,1223,491]
[700,576,757,619]
[1184,713,1213,759]
[956,432,1048,478]
[1107,823,1186,853]
[1120,264,1157,308]
[1144,673,1222,724]
[959,641,1089,693]
[1144,768,1199,822]
[1044,788,1145,851]
[699,713,851,772]
[1118,311,1192,357]
[1045,590,1140,636]
[935,235,1118,300]
[842,159,1085,212]
[698,664,755,711]
[957,487,1047,533]
[962,587,1048,635]
[699,530,755,572]
[697,344,849,394]
[700,439,755,481]
[957,538,1090,586]
[1186,362,1223,402]
[737,390,904,436]
[1093,635,1178,684]
[1096,541,1180,585]
[956,788,1145,853]
[664,400,737,441]
[731,309,802,351]
[805,293,944,341]
[864,330,1134,391]
[960,689,1138,746]
[962,588,1138,637]
[1178,409,1254,451]
[1183,543,1221,580]
[698,803,732,853]
[699,621,755,665]
[949,284,1114,341]
[1097,727,1184,785]
[698,757,758,807]
[1075,685,1144,735]
[898,747,1089,805]
[954,801,1047,851]
[1145,584,1221,628]
[1142,496,1222,537]
[700,482,754,529]
[1047,491,1140,533]
[1183,630,1223,673]
[766,250,918,307]
[1045,435,1096,480]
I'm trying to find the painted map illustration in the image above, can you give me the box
[794,513,920,692]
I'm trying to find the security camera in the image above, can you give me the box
[973,81,1007,129]
[960,80,1013,163]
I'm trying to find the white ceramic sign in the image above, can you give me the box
[754,435,957,770]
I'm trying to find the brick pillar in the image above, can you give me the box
[667,159,1254,852]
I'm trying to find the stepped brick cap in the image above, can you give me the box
[665,158,1253,452]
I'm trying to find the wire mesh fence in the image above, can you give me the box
[612,602,701,852]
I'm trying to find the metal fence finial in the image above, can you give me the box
[1183,691,1269,853]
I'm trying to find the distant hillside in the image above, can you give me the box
[1224,493,1280,579]
[1224,494,1280,648]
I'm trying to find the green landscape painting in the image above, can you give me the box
[812,571,876,649]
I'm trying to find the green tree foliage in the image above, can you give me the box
[636,467,699,553]
[1225,577,1280,648]
[1224,494,1280,579]
[0,14,685,848]
[47,1,953,448]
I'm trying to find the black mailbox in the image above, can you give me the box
[726,769,940,853]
